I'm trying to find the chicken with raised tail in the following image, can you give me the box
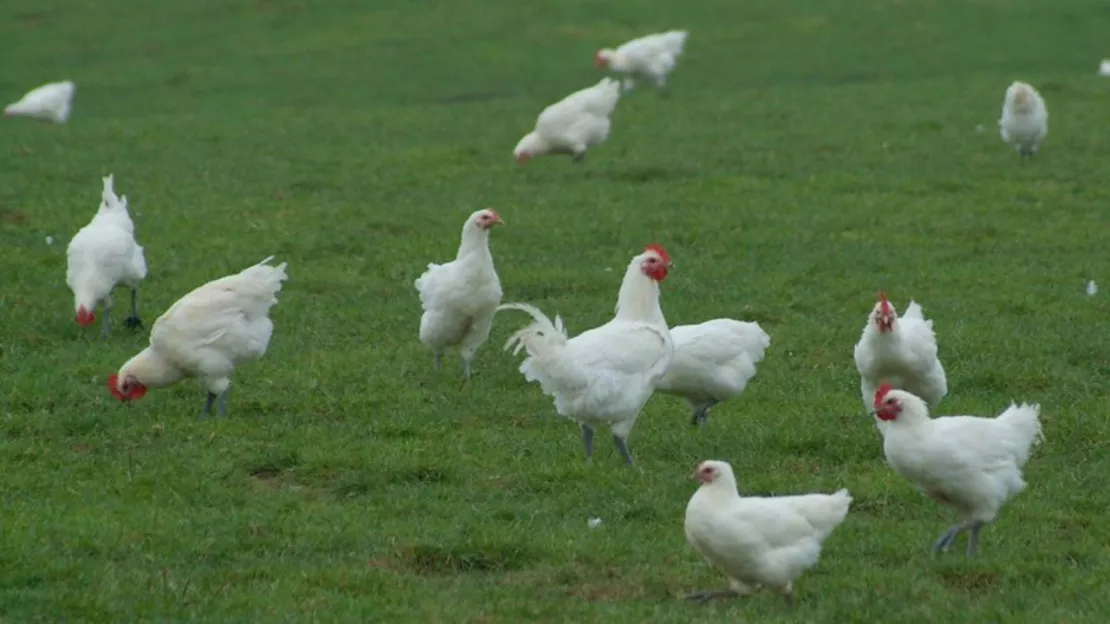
[513,78,621,164]
[595,30,688,92]
[998,81,1048,161]
[108,256,288,417]
[873,386,1043,556]
[498,244,674,465]
[683,460,851,603]
[853,292,947,426]
[66,174,148,338]
[655,319,770,428]
[414,208,504,381]
[5,80,76,124]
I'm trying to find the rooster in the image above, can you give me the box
[684,460,852,603]
[655,319,770,428]
[65,174,148,338]
[108,256,288,417]
[513,78,621,164]
[5,80,76,124]
[873,386,1043,556]
[414,208,504,381]
[998,81,1048,161]
[498,244,674,465]
[853,292,947,427]
[595,30,688,92]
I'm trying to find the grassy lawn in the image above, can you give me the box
[2,0,1109,620]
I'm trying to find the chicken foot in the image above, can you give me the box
[433,352,443,372]
[612,434,635,466]
[690,400,719,428]
[932,519,985,556]
[683,589,740,604]
[99,302,113,339]
[580,424,595,460]
[580,424,636,466]
[202,390,230,417]
[123,288,143,329]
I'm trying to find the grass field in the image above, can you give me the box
[2,0,1110,620]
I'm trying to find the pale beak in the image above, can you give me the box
[493,216,505,226]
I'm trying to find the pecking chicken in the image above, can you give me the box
[684,460,852,603]
[5,80,76,124]
[853,292,947,427]
[655,319,770,428]
[595,30,688,92]
[873,385,1043,556]
[998,81,1048,161]
[65,173,148,338]
[108,256,288,416]
[513,78,621,164]
[497,244,674,466]
[414,208,504,381]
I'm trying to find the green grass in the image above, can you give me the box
[2,0,1110,620]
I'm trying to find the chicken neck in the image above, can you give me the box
[613,266,666,326]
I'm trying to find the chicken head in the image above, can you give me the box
[693,460,722,484]
[873,384,901,421]
[641,243,672,281]
[108,373,148,402]
[873,292,896,333]
[474,209,504,230]
[595,50,610,69]
[76,306,96,327]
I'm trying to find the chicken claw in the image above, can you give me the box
[202,390,229,417]
[683,589,738,604]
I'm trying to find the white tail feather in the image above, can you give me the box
[497,302,568,356]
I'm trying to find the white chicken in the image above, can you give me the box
[655,319,770,428]
[498,244,674,465]
[684,460,852,603]
[513,78,621,164]
[414,208,504,380]
[998,81,1048,161]
[66,173,148,338]
[873,386,1043,556]
[595,30,689,92]
[853,292,947,427]
[108,256,288,417]
[5,80,76,124]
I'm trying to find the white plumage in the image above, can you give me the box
[853,292,947,429]
[414,208,504,380]
[108,256,288,417]
[683,460,851,603]
[596,30,688,92]
[498,245,674,465]
[65,174,148,337]
[513,78,621,164]
[873,386,1043,556]
[655,318,770,427]
[5,80,76,124]
[998,81,1048,160]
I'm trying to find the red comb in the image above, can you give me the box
[644,243,670,264]
[878,291,892,314]
[75,306,96,327]
[874,384,894,406]
[107,374,126,401]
